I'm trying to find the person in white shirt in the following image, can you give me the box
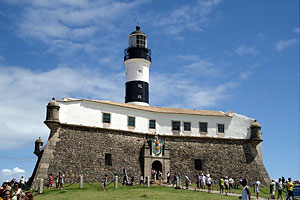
[254,178,261,199]
[229,177,234,193]
[206,174,212,193]
[239,179,251,200]
[200,174,206,191]
[277,178,283,200]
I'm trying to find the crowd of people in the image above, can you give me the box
[0,177,33,200]
[47,172,65,190]
[165,172,299,200]
[2,172,298,200]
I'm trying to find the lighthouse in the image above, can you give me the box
[124,26,152,106]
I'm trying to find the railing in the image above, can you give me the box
[124,47,152,62]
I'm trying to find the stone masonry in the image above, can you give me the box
[30,122,270,187]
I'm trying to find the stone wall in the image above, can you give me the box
[33,123,270,186]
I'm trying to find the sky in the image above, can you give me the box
[0,0,299,183]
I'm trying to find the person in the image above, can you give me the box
[151,169,155,181]
[219,177,224,193]
[286,178,295,200]
[271,179,276,199]
[103,174,108,191]
[184,174,190,190]
[200,174,206,191]
[224,176,229,194]
[3,190,11,200]
[229,177,234,193]
[158,171,162,184]
[196,174,200,190]
[10,183,21,200]
[25,191,34,200]
[19,177,25,190]
[58,172,64,190]
[172,173,177,187]
[48,174,53,188]
[139,175,144,186]
[254,178,261,199]
[239,179,251,200]
[206,174,212,193]
[167,172,170,184]
[277,178,283,200]
[210,175,214,191]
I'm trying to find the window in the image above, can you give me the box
[149,119,156,129]
[137,69,143,74]
[138,95,142,99]
[102,113,111,123]
[172,121,180,131]
[195,159,202,170]
[218,124,225,133]
[138,84,142,88]
[184,122,191,131]
[105,153,112,166]
[128,116,135,127]
[199,122,208,133]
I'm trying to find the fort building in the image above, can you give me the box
[29,26,270,187]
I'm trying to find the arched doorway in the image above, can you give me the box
[151,160,162,180]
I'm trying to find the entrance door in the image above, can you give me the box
[151,160,162,180]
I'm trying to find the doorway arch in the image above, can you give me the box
[152,160,162,180]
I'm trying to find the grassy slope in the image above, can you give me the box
[34,184,238,200]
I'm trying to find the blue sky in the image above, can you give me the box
[0,0,299,183]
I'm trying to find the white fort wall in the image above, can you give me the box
[58,100,254,139]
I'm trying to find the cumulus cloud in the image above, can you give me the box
[183,60,220,76]
[150,72,237,109]
[12,0,147,65]
[293,27,300,34]
[0,65,124,150]
[153,0,222,36]
[235,44,259,56]
[0,167,26,183]
[274,38,298,51]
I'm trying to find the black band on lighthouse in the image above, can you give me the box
[125,81,149,103]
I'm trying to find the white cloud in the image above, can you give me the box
[13,0,147,62]
[0,65,124,150]
[183,60,220,76]
[0,167,26,183]
[150,72,237,109]
[153,0,222,36]
[234,45,259,56]
[274,38,298,51]
[293,27,300,34]
[239,70,252,80]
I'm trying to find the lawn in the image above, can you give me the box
[33,183,239,200]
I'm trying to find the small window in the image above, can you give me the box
[218,124,225,133]
[102,113,111,123]
[137,69,143,74]
[138,94,142,99]
[199,122,208,132]
[128,116,135,127]
[149,119,156,129]
[138,84,142,88]
[195,159,202,170]
[172,121,180,131]
[105,153,112,166]
[184,122,191,131]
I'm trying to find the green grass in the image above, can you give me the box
[33,183,239,200]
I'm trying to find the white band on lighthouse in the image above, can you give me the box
[124,26,151,106]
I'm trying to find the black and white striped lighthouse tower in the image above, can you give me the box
[124,26,152,106]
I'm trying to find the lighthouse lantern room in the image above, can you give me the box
[124,26,152,106]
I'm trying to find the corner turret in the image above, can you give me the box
[46,97,60,122]
[34,137,43,156]
[250,120,263,145]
